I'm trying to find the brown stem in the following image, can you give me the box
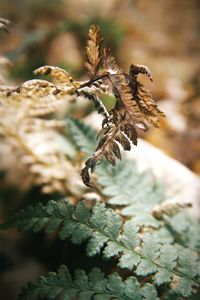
[79,73,109,89]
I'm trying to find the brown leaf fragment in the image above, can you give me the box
[33,66,77,86]
[115,132,131,151]
[81,157,99,187]
[103,50,148,131]
[81,167,92,187]
[129,64,153,82]
[104,149,116,166]
[85,25,103,79]
[103,51,165,131]
[123,124,138,145]
[112,141,122,160]
[132,81,165,127]
[81,124,124,185]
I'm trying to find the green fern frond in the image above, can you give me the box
[96,160,164,227]
[164,212,200,251]
[18,265,159,300]
[154,244,178,285]
[66,118,97,156]
[0,200,73,234]
[1,200,200,298]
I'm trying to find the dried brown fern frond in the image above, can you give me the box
[81,124,120,186]
[85,24,103,79]
[81,27,164,186]
[81,115,135,187]
[129,64,153,81]
[81,51,150,185]
[129,64,165,127]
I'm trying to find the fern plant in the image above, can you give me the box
[0,24,164,187]
[1,194,200,299]
[0,25,200,300]
[18,265,160,300]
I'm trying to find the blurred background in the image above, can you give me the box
[0,0,200,299]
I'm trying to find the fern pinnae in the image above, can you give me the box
[95,159,164,229]
[66,118,97,156]
[18,265,159,300]
[2,200,200,297]
[85,24,103,79]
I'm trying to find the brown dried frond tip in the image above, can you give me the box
[85,25,103,79]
